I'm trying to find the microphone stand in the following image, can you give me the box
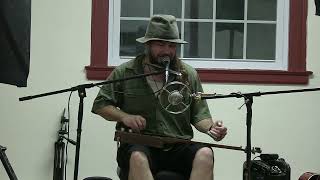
[19,70,165,180]
[199,87,320,180]
[164,60,170,84]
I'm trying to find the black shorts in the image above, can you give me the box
[117,143,213,180]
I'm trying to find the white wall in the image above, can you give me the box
[0,0,319,180]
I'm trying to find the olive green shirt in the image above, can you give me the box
[92,55,211,139]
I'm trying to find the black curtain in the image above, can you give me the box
[0,0,31,87]
[316,0,320,16]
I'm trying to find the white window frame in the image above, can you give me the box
[108,0,290,71]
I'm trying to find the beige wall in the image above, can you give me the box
[1,0,319,179]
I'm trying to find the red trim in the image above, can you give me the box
[86,66,113,80]
[89,0,109,67]
[197,69,312,84]
[86,0,311,84]
[288,0,307,71]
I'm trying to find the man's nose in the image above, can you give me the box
[162,44,173,52]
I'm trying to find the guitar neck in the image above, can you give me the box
[114,131,245,152]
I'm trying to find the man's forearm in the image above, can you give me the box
[194,118,214,133]
[95,105,128,123]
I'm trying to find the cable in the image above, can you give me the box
[64,91,73,180]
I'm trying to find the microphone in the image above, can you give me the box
[158,81,192,114]
[168,90,184,105]
[160,56,170,84]
[191,92,217,101]
[59,108,68,135]
[58,108,77,146]
[60,108,68,123]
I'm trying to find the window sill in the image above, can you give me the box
[85,65,312,84]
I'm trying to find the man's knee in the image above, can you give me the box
[130,151,149,168]
[194,147,214,167]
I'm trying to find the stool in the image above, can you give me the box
[155,170,185,180]
[118,167,186,180]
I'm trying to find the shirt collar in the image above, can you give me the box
[125,54,146,75]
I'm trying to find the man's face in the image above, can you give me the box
[148,40,177,65]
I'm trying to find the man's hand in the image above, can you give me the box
[208,121,227,141]
[95,105,146,133]
[120,114,146,133]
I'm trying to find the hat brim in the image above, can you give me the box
[136,37,188,44]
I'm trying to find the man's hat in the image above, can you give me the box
[136,14,187,44]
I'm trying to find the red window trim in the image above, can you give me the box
[85,0,312,84]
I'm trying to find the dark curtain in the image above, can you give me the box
[0,0,31,87]
[316,0,320,16]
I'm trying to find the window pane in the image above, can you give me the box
[120,20,148,56]
[247,23,276,60]
[153,0,182,18]
[184,22,212,58]
[216,0,244,20]
[121,0,150,17]
[176,23,182,57]
[248,0,277,21]
[215,23,244,59]
[185,0,213,19]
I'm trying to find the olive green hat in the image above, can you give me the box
[136,14,187,44]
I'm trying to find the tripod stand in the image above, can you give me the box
[0,145,18,180]
[199,87,320,180]
[19,70,165,180]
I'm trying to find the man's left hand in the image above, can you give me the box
[208,121,227,141]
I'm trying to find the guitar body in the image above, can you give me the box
[299,172,320,180]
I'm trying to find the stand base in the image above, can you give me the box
[243,157,290,180]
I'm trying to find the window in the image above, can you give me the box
[86,0,312,84]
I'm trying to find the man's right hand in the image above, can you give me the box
[120,115,146,133]
[95,105,147,132]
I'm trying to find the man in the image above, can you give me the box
[92,14,227,180]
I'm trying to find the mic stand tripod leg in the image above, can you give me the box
[0,145,18,180]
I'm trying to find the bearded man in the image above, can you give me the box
[92,14,227,180]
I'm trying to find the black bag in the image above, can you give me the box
[243,154,290,180]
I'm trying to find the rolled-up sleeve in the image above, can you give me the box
[91,69,123,114]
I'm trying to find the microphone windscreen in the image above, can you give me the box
[159,56,170,66]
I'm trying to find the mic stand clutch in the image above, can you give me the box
[197,87,320,180]
[18,70,165,180]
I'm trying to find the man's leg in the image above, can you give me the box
[117,144,155,180]
[189,147,214,180]
[128,151,154,180]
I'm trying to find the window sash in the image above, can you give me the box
[108,0,289,70]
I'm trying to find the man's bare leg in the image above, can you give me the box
[189,147,214,180]
[128,151,154,180]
